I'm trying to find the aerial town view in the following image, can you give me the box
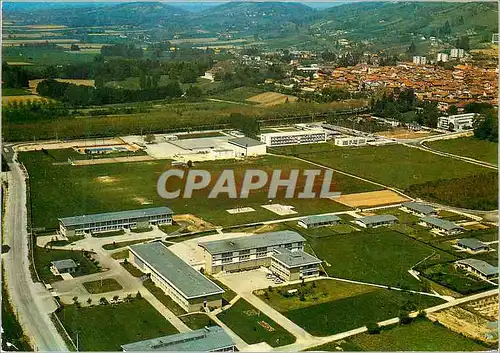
[1,0,498,352]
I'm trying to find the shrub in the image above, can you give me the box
[399,312,413,325]
[136,291,142,299]
[268,285,273,292]
[299,293,306,301]
[366,323,381,334]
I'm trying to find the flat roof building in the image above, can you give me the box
[334,136,367,147]
[129,242,224,312]
[437,113,476,131]
[400,202,437,217]
[420,216,463,235]
[59,207,173,237]
[51,259,78,275]
[121,326,235,352]
[456,238,490,253]
[298,215,341,229]
[228,137,266,157]
[455,259,498,280]
[355,215,398,228]
[259,130,326,147]
[270,248,322,281]
[199,231,306,275]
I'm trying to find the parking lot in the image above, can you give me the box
[215,268,281,294]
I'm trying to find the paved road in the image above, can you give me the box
[2,145,68,351]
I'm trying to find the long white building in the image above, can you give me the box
[259,130,326,147]
[437,113,476,131]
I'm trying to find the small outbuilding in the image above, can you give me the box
[228,137,266,157]
[456,238,490,253]
[400,202,437,217]
[51,259,78,275]
[298,214,341,229]
[355,215,398,228]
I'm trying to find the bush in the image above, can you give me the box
[366,323,381,334]
[399,312,413,325]
[268,286,273,292]
[136,291,142,300]
[417,310,427,318]
[299,293,306,301]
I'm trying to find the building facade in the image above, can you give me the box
[455,259,498,280]
[270,248,321,281]
[450,48,465,58]
[199,231,306,274]
[437,113,476,131]
[412,56,427,65]
[334,136,368,147]
[420,216,463,235]
[59,207,173,237]
[456,238,490,253]
[129,242,224,312]
[121,326,236,352]
[259,130,327,147]
[228,137,267,157]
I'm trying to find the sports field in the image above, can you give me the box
[310,318,489,351]
[20,152,382,230]
[257,280,444,336]
[426,137,498,165]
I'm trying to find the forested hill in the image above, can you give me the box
[3,1,498,39]
[313,1,498,40]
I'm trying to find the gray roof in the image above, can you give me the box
[271,248,322,268]
[457,238,489,250]
[59,207,173,227]
[402,202,436,215]
[51,259,77,270]
[129,242,224,299]
[456,259,498,276]
[228,137,265,148]
[121,326,234,351]
[199,231,305,255]
[357,215,398,225]
[422,216,461,231]
[299,214,341,225]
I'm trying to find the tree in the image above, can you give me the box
[144,134,155,144]
[447,105,458,115]
[187,160,193,168]
[299,292,306,301]
[398,312,413,325]
[99,297,108,305]
[268,285,273,292]
[407,41,417,54]
[72,296,79,304]
[87,298,92,305]
[113,295,120,302]
[448,122,455,132]
[136,291,142,299]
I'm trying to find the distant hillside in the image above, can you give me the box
[313,1,498,40]
[3,2,190,27]
[192,1,319,32]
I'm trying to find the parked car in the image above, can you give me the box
[266,273,274,279]
[274,278,283,284]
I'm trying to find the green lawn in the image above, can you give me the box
[305,228,457,290]
[19,152,374,230]
[56,299,178,351]
[34,248,100,283]
[121,262,143,277]
[217,299,296,347]
[111,249,129,260]
[310,319,489,351]
[284,289,443,336]
[273,143,493,189]
[180,313,215,330]
[143,279,186,316]
[82,278,123,294]
[427,137,498,165]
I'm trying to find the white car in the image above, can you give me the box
[266,273,274,279]
[274,278,283,284]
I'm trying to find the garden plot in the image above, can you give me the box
[261,204,297,216]
[334,190,409,208]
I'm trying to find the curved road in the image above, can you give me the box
[2,145,67,351]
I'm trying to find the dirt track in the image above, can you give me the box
[334,190,410,207]
[72,155,154,165]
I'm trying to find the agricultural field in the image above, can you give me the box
[304,228,457,290]
[19,152,383,230]
[273,143,497,209]
[256,279,444,336]
[2,88,32,96]
[246,91,298,106]
[56,299,178,351]
[426,137,498,165]
[210,86,267,103]
[217,299,296,347]
[310,319,490,351]
[2,45,98,65]
[29,78,95,93]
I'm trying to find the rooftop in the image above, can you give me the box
[199,231,305,255]
[121,326,234,351]
[357,215,398,225]
[129,242,224,299]
[260,130,325,137]
[228,137,265,148]
[51,259,77,270]
[457,238,489,250]
[299,214,341,225]
[271,248,322,268]
[402,202,436,215]
[421,216,462,231]
[456,259,498,276]
[59,207,173,227]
